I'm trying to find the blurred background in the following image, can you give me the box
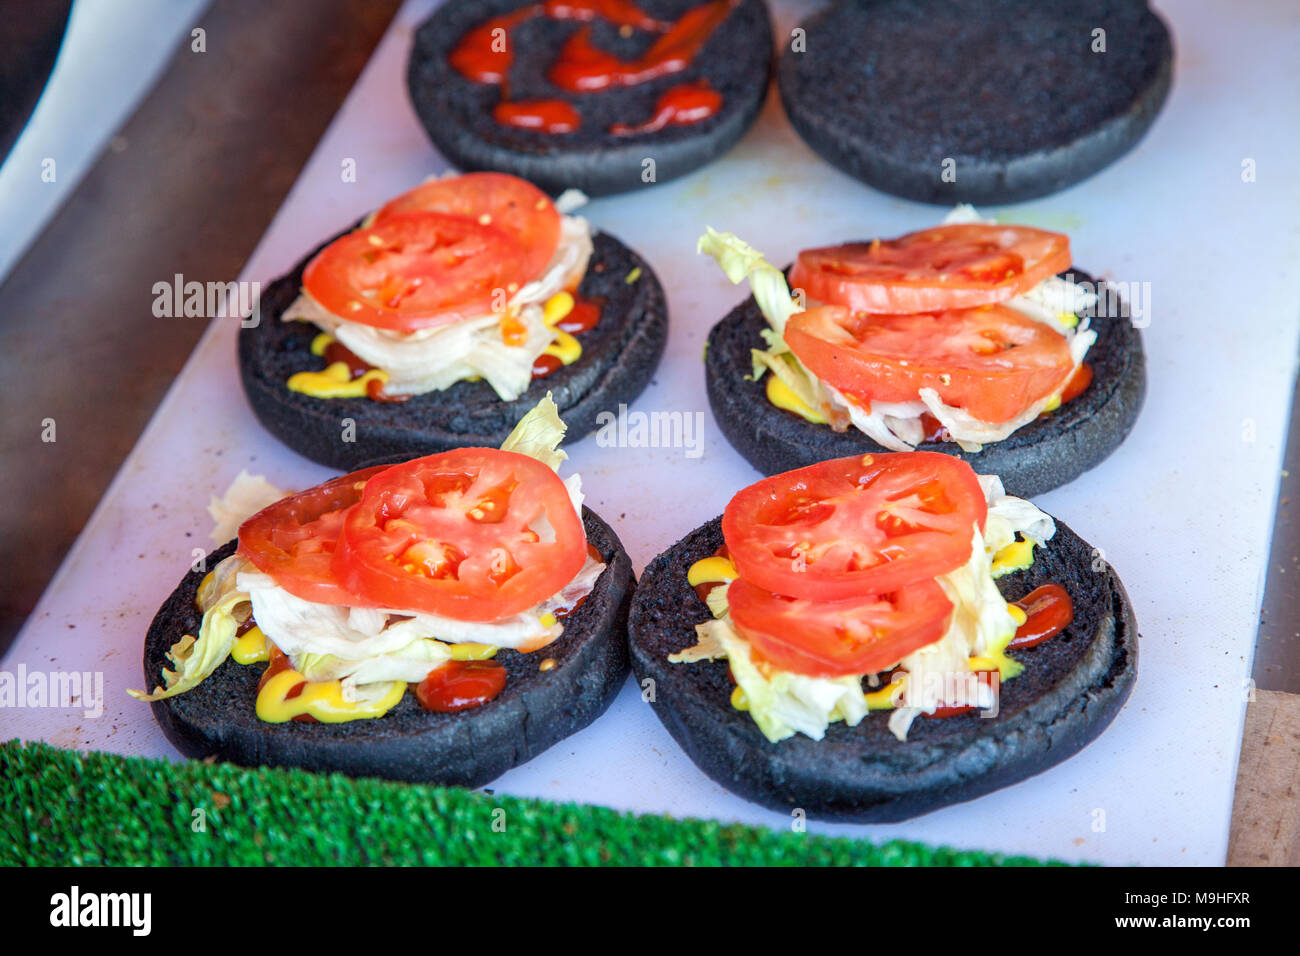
[0,0,401,653]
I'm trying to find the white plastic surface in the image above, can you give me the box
[4,0,1299,865]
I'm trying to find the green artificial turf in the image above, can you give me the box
[0,740,1068,866]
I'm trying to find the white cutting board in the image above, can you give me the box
[4,0,1298,866]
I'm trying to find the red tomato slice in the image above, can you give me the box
[373,173,561,279]
[789,224,1072,314]
[729,576,954,678]
[237,466,390,606]
[333,448,586,622]
[302,212,532,332]
[785,304,1074,424]
[722,452,987,601]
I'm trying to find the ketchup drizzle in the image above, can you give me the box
[610,80,722,135]
[449,0,737,135]
[531,294,604,380]
[1008,583,1074,650]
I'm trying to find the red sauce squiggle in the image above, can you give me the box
[692,543,731,605]
[323,341,374,377]
[918,582,1074,718]
[531,293,604,380]
[558,294,603,334]
[1008,583,1074,650]
[532,354,565,378]
[924,670,998,719]
[610,80,722,135]
[417,660,508,713]
[545,0,671,31]
[494,98,582,133]
[450,0,737,135]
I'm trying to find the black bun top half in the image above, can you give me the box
[144,508,634,788]
[408,0,774,196]
[705,266,1146,498]
[628,514,1138,823]
[778,0,1173,204]
[239,226,667,471]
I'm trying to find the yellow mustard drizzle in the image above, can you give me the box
[687,555,737,589]
[864,676,907,711]
[448,643,499,661]
[991,537,1036,578]
[969,630,1026,681]
[232,625,271,664]
[765,376,827,425]
[256,668,406,724]
[287,361,388,399]
[541,291,582,368]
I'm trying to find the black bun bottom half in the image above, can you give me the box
[705,266,1146,498]
[778,0,1173,204]
[239,228,668,471]
[407,0,773,197]
[628,515,1138,823]
[144,508,633,787]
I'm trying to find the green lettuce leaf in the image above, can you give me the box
[697,227,800,338]
[127,589,244,702]
[698,227,826,411]
[501,391,568,471]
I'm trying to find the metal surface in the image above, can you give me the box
[0,0,401,654]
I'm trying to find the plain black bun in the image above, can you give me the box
[778,0,1173,204]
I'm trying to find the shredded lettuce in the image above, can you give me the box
[207,471,285,544]
[698,227,830,420]
[501,391,568,471]
[709,620,867,743]
[697,227,800,337]
[297,638,454,685]
[128,560,248,702]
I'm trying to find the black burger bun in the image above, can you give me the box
[239,227,667,471]
[407,0,773,196]
[778,0,1173,204]
[705,266,1146,498]
[628,514,1138,823]
[144,508,634,787]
